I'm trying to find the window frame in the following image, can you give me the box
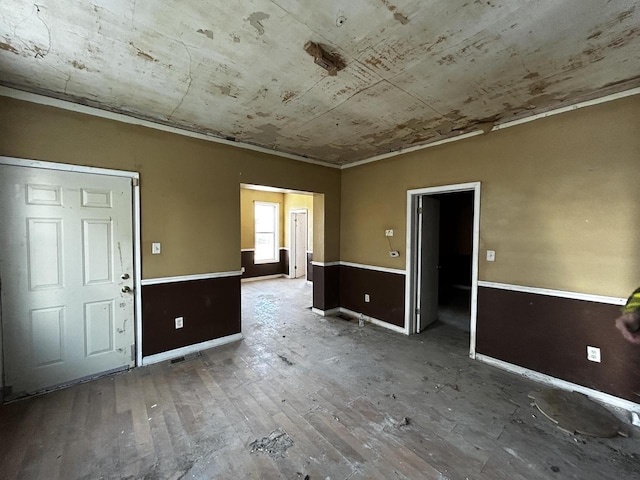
[253,201,279,264]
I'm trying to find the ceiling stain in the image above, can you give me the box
[587,30,603,40]
[281,91,296,102]
[617,7,635,22]
[528,80,548,96]
[435,120,454,135]
[438,54,456,65]
[218,85,238,98]
[70,60,87,70]
[379,0,409,25]
[247,12,270,36]
[0,41,19,54]
[129,43,157,62]
[365,56,389,70]
[232,34,241,43]
[394,12,410,25]
[523,72,539,80]
[426,35,448,52]
[196,29,214,40]
[255,123,280,144]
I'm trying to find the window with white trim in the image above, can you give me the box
[254,202,279,263]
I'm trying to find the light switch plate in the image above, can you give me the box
[385,229,394,237]
[175,317,184,329]
[364,294,370,303]
[486,250,496,262]
[152,242,161,254]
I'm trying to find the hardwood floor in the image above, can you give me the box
[1,278,638,479]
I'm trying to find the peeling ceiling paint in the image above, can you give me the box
[1,0,639,165]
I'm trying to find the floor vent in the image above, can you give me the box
[169,351,202,365]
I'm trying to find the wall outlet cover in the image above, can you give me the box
[364,294,370,303]
[152,242,161,254]
[486,250,496,262]
[175,316,184,329]
[385,229,394,237]
[587,346,601,363]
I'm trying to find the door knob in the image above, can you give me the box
[121,286,132,293]
[121,273,130,280]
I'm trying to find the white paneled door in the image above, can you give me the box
[0,164,135,399]
[291,211,307,279]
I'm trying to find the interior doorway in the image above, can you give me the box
[405,182,480,358]
[289,210,308,279]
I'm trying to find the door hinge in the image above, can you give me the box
[130,344,135,362]
[417,207,423,214]
[131,178,139,187]
[415,308,420,315]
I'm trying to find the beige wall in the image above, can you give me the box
[283,192,314,252]
[0,97,341,278]
[3,94,637,296]
[240,189,285,250]
[341,96,640,297]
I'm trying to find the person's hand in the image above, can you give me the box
[616,312,640,344]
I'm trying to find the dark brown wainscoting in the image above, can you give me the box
[340,265,405,327]
[241,249,287,279]
[312,264,340,311]
[281,249,289,277]
[307,252,313,282]
[142,275,241,356]
[476,287,640,402]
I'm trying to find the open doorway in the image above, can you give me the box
[289,209,308,279]
[239,183,315,295]
[434,191,474,332]
[405,182,480,358]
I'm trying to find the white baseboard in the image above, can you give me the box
[142,333,243,366]
[241,274,286,283]
[338,307,408,334]
[312,306,407,334]
[475,354,640,413]
[312,307,340,316]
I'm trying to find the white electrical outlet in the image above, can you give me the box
[175,316,184,329]
[152,242,161,254]
[587,346,600,362]
[486,250,496,262]
[385,229,394,237]
[364,294,370,303]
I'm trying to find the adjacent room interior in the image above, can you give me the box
[0,1,639,478]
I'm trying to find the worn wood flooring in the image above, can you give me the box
[1,278,638,479]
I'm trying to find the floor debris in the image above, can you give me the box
[249,428,294,459]
[278,354,294,366]
[528,389,628,438]
[396,417,411,428]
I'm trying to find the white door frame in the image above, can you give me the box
[0,156,143,370]
[288,209,308,279]
[404,182,481,359]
